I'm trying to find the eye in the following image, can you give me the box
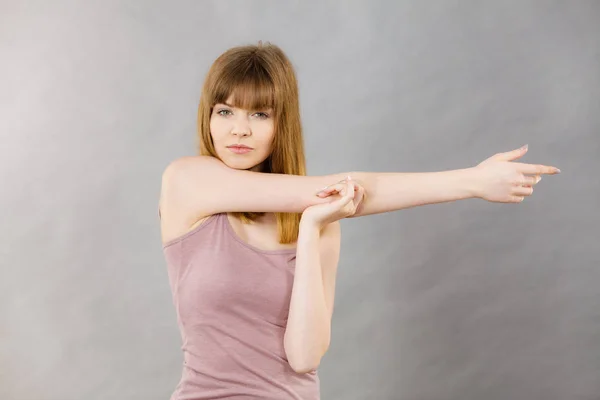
[216,109,232,116]
[253,112,270,119]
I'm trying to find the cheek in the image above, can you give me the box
[253,121,275,142]
[209,118,226,140]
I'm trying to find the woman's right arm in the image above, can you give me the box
[159,155,349,221]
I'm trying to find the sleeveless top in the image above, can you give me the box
[162,212,320,400]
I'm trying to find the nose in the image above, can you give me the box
[231,118,251,137]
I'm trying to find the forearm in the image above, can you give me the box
[283,222,329,373]
[349,167,478,217]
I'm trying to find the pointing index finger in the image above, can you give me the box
[346,177,355,196]
[514,163,561,175]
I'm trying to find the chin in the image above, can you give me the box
[222,157,258,171]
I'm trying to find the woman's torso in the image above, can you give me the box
[161,202,319,399]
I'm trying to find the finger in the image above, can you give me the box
[316,183,344,196]
[342,180,362,191]
[521,175,542,187]
[493,145,528,161]
[511,195,525,203]
[519,175,538,186]
[513,163,561,175]
[352,186,365,215]
[326,181,352,200]
[341,180,358,214]
[343,177,355,198]
[336,183,355,207]
[512,186,534,196]
[317,178,362,197]
[354,184,365,205]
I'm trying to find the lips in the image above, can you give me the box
[227,145,253,149]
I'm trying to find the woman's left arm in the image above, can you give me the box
[284,219,341,374]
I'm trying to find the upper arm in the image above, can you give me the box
[319,221,342,320]
[162,155,349,218]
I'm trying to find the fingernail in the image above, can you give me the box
[521,144,528,150]
[555,168,561,173]
[347,175,352,181]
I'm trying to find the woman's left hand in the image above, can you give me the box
[301,176,365,229]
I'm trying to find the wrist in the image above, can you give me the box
[462,167,482,199]
[299,215,322,233]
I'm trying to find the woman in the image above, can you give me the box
[158,42,559,399]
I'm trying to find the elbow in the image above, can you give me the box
[283,323,331,374]
[285,342,329,374]
[288,357,321,374]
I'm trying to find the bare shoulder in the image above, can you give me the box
[159,156,214,246]
[161,155,215,186]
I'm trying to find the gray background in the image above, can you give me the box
[2,1,599,399]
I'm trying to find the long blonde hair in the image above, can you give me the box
[197,41,306,244]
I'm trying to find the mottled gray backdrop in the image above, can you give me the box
[2,1,599,399]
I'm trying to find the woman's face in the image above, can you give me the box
[210,95,275,172]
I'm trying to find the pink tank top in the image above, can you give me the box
[162,212,319,400]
